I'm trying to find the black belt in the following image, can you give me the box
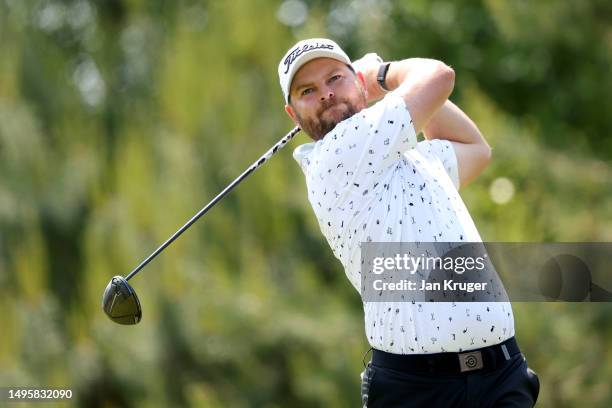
[371,336,521,375]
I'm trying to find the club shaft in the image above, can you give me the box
[125,126,301,281]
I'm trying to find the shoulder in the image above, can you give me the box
[363,92,409,119]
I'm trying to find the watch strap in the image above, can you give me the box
[376,62,392,91]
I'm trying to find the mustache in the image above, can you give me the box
[316,98,345,117]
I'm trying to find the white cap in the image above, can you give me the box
[278,38,351,103]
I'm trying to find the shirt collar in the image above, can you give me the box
[292,142,316,164]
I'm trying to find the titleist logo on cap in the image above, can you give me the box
[283,42,334,74]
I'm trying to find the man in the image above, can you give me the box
[278,38,540,407]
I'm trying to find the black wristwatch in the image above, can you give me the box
[377,62,392,91]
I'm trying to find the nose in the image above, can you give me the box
[319,86,334,101]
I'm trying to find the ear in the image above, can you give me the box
[285,104,299,125]
[356,71,368,99]
[356,70,366,87]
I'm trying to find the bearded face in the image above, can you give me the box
[294,94,366,140]
[286,58,368,141]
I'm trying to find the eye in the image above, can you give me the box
[329,74,341,82]
[301,88,313,96]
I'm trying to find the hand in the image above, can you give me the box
[352,53,387,103]
[352,52,382,74]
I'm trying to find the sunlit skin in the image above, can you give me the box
[285,58,368,141]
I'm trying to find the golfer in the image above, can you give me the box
[278,38,540,407]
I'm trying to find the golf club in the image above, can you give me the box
[102,126,301,325]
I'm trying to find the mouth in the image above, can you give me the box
[321,102,345,117]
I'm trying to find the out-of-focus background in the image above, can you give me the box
[1,0,611,406]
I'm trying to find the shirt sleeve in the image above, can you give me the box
[312,92,418,195]
[414,139,461,189]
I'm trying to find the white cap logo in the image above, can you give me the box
[278,38,351,103]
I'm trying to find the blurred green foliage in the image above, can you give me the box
[0,0,611,407]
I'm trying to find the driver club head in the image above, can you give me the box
[102,276,142,325]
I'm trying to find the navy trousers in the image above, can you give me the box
[360,345,540,407]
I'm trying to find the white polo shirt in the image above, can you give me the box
[293,93,515,354]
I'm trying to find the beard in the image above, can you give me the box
[295,92,367,141]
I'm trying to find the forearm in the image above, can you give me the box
[384,58,452,93]
[364,58,454,101]
[423,100,489,148]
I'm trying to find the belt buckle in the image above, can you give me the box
[458,351,484,372]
